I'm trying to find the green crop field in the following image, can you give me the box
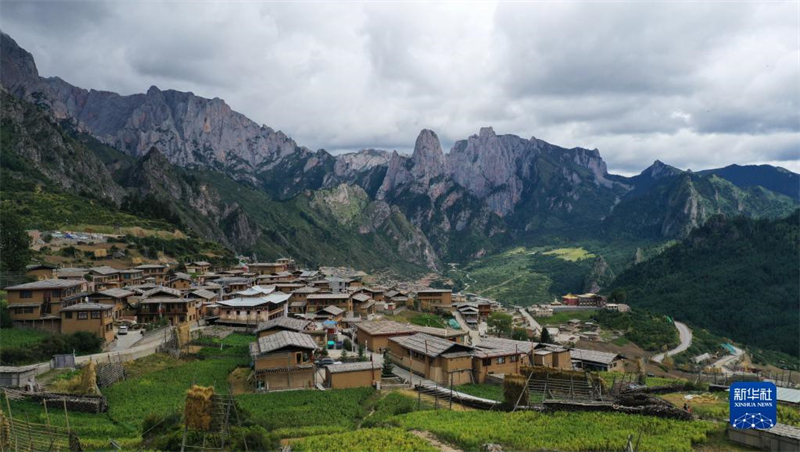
[293,428,437,452]
[0,328,50,348]
[454,384,504,402]
[391,410,717,452]
[543,247,596,261]
[237,387,376,438]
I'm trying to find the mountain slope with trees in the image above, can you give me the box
[609,211,800,355]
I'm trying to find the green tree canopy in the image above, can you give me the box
[488,312,513,338]
[0,210,31,273]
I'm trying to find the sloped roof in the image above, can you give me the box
[95,288,135,299]
[255,316,312,334]
[142,286,182,298]
[390,333,473,358]
[190,261,211,266]
[236,285,276,296]
[318,305,344,315]
[5,279,83,290]
[352,293,371,302]
[251,331,318,355]
[218,292,291,308]
[478,337,538,355]
[356,320,415,336]
[326,361,381,374]
[90,266,121,275]
[570,348,622,365]
[307,293,351,300]
[135,264,166,269]
[192,289,217,300]
[292,286,320,294]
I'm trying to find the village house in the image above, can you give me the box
[455,303,480,326]
[388,333,474,385]
[605,303,630,313]
[249,262,289,275]
[166,273,193,291]
[325,361,381,389]
[529,304,554,317]
[3,279,87,331]
[287,286,320,315]
[217,292,290,325]
[249,331,318,391]
[257,273,298,285]
[255,316,315,339]
[306,293,352,313]
[135,264,168,284]
[355,321,417,353]
[119,268,144,286]
[137,286,198,325]
[25,264,56,281]
[355,287,385,302]
[272,282,305,293]
[60,302,114,343]
[351,293,376,317]
[570,348,625,372]
[532,345,573,370]
[88,288,135,319]
[234,285,275,298]
[89,266,122,290]
[217,277,254,298]
[416,289,453,313]
[325,276,353,294]
[186,261,211,274]
[313,305,344,321]
[473,344,528,383]
[55,267,89,281]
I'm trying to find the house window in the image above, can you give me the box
[296,353,302,364]
[510,355,518,363]
[64,312,73,319]
[78,312,88,320]
[91,311,101,319]
[482,358,492,366]
[20,291,32,299]
[496,357,506,364]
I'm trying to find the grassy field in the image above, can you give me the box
[455,384,504,402]
[534,309,598,325]
[543,247,596,261]
[0,328,50,348]
[450,246,599,306]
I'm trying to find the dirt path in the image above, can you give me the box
[410,430,464,452]
[478,274,524,294]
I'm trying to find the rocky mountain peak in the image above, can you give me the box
[641,159,683,179]
[0,32,40,97]
[478,126,496,139]
[411,129,446,175]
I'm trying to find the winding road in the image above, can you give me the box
[652,321,693,363]
[711,344,744,375]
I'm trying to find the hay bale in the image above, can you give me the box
[503,374,529,408]
[185,385,215,431]
[176,323,191,347]
[80,361,99,395]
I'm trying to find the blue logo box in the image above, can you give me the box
[729,381,777,429]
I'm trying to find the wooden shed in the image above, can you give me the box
[0,365,39,388]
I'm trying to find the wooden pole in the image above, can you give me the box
[63,399,70,432]
[5,392,17,452]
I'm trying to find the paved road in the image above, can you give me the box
[517,308,542,336]
[711,344,744,375]
[652,321,692,363]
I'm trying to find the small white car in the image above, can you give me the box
[118,325,128,335]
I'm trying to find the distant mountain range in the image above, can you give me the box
[1,31,797,278]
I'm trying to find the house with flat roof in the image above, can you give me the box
[249,331,318,391]
[186,261,211,274]
[134,264,168,284]
[473,343,529,383]
[88,288,135,320]
[306,293,352,313]
[388,333,474,385]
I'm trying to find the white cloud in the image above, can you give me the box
[1,1,797,174]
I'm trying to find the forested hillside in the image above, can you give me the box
[610,211,800,355]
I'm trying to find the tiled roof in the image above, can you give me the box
[478,337,538,354]
[307,293,351,300]
[292,286,320,294]
[570,348,622,365]
[135,264,166,269]
[218,293,291,307]
[190,261,212,266]
[326,361,381,374]
[89,266,120,275]
[191,289,217,300]
[390,333,473,358]
[5,279,84,290]
[415,289,452,294]
[255,316,312,334]
[352,293,371,302]
[96,288,135,299]
[252,331,318,355]
[142,286,182,298]
[139,297,196,304]
[318,305,344,315]
[356,320,415,336]
[236,285,276,296]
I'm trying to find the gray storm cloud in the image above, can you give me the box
[1,1,797,174]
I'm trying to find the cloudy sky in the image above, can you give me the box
[2,1,798,174]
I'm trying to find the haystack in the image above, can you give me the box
[503,374,529,408]
[176,323,192,348]
[185,385,215,431]
[80,361,100,395]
